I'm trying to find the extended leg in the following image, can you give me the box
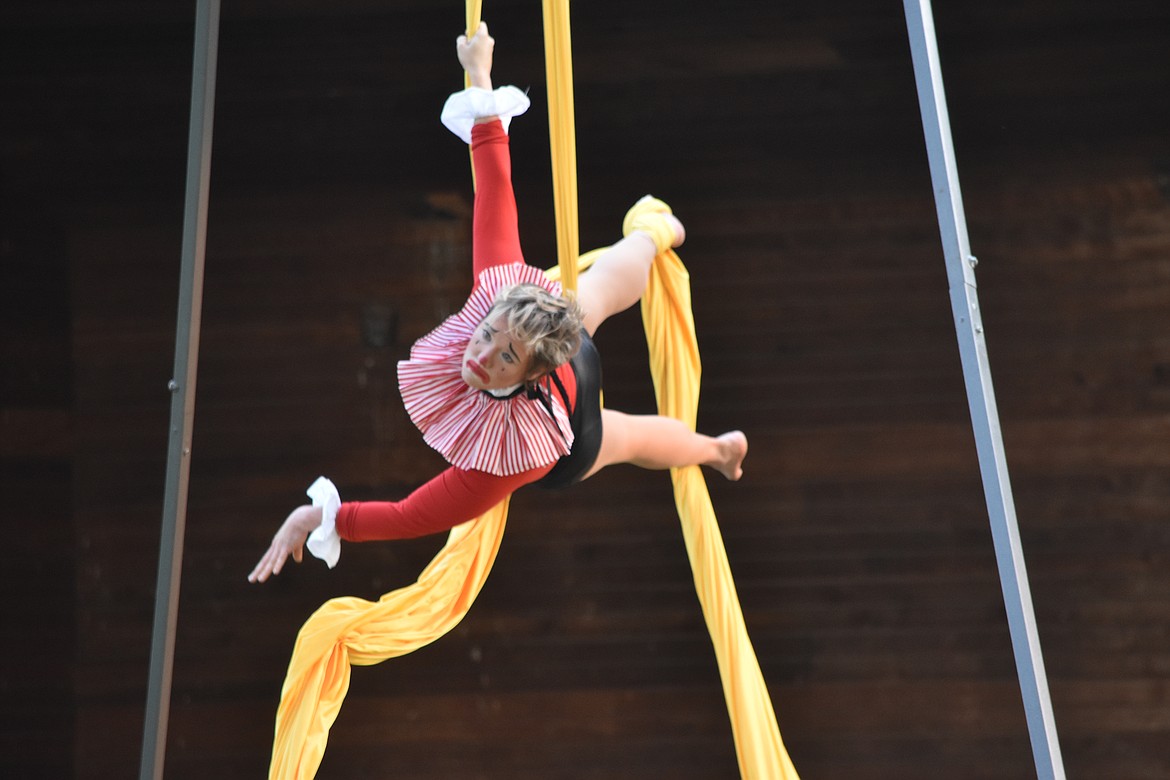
[576,203,684,336]
[584,409,747,481]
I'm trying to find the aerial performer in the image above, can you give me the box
[248,21,747,585]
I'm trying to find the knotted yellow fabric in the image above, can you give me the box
[623,197,800,779]
[268,0,798,775]
[268,217,798,780]
[622,195,679,254]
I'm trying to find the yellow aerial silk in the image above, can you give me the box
[267,3,798,778]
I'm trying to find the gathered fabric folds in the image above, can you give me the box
[631,222,800,780]
[269,232,799,779]
[267,497,509,779]
[268,0,798,773]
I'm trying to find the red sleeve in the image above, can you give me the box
[335,462,552,542]
[471,120,524,275]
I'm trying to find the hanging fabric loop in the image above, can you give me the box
[267,3,800,777]
[541,0,580,293]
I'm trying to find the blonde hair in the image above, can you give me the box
[489,283,584,378]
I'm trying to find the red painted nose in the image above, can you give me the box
[474,345,497,365]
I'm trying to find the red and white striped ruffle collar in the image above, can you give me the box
[398,262,575,476]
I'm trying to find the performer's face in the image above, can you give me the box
[462,313,533,390]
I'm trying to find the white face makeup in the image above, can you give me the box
[461,313,533,391]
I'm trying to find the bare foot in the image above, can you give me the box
[713,431,748,481]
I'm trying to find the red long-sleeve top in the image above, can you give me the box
[336,120,576,541]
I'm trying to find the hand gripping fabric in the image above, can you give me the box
[267,216,798,780]
[268,498,510,779]
[268,0,799,775]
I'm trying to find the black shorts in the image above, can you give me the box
[535,331,603,490]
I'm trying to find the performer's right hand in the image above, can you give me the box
[248,504,323,583]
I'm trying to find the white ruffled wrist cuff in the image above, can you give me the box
[440,85,530,144]
[305,476,342,569]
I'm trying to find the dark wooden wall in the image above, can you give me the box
[4,1,1170,778]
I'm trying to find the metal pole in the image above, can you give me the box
[901,1,1065,778]
[139,1,219,777]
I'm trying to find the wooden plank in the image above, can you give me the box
[11,1,1166,778]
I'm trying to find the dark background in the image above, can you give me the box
[4,1,1170,777]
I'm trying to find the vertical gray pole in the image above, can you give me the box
[139,1,219,778]
[901,1,1065,778]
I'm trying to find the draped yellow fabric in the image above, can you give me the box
[465,2,482,53]
[636,233,799,780]
[268,243,799,779]
[554,207,801,778]
[464,2,482,188]
[268,498,510,779]
[542,0,579,293]
[268,2,799,777]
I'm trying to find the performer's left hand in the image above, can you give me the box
[457,21,494,89]
[248,504,322,583]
